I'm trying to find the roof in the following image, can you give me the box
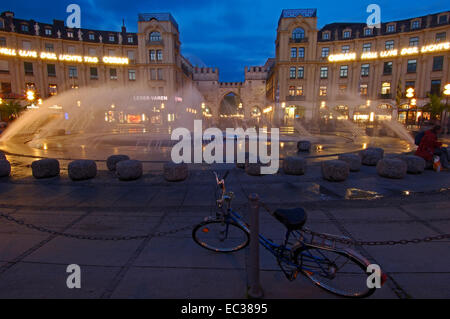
[138,13,179,31]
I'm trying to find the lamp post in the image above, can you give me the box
[405,87,415,126]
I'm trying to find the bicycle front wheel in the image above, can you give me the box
[192,220,249,253]
[294,246,376,298]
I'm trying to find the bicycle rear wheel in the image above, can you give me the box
[294,246,376,298]
[192,220,249,253]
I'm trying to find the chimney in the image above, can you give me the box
[121,19,126,33]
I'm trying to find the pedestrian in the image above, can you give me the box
[415,125,449,169]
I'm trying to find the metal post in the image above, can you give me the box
[247,193,264,299]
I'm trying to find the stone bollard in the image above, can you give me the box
[338,153,362,172]
[247,193,264,299]
[164,162,188,182]
[116,160,143,181]
[68,160,97,181]
[359,148,384,166]
[32,158,60,179]
[107,155,130,171]
[0,160,11,177]
[376,158,407,179]
[297,140,311,152]
[321,160,350,182]
[283,156,307,175]
[400,155,426,174]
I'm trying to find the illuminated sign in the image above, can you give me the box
[328,53,356,62]
[102,56,129,65]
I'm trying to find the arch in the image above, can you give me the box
[149,31,161,42]
[250,106,262,118]
[292,27,305,40]
[219,92,242,117]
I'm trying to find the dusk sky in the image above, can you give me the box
[3,0,449,82]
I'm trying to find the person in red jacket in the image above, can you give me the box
[415,125,448,168]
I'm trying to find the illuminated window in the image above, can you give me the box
[110,68,117,80]
[290,47,297,58]
[340,65,349,78]
[68,66,78,78]
[157,50,163,61]
[338,84,347,95]
[109,35,115,42]
[128,36,134,43]
[297,67,304,79]
[407,60,417,73]
[320,67,328,79]
[88,33,95,40]
[361,64,370,77]
[436,32,446,43]
[409,37,419,47]
[45,28,52,36]
[381,82,391,95]
[48,84,57,96]
[149,50,156,61]
[322,32,330,40]
[298,48,305,58]
[319,86,327,96]
[150,32,161,42]
[341,45,350,53]
[432,56,444,71]
[67,31,74,38]
[289,86,295,96]
[360,84,368,96]
[385,40,394,50]
[387,24,395,33]
[411,20,420,30]
[292,28,305,40]
[343,30,351,39]
[289,67,296,79]
[24,62,33,75]
[321,47,329,58]
[383,61,393,75]
[47,64,56,77]
[90,67,98,79]
[21,24,29,32]
[364,28,372,36]
[362,43,372,52]
[296,86,303,96]
[128,69,136,81]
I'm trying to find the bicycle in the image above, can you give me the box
[192,171,387,298]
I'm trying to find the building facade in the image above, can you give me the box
[0,9,449,126]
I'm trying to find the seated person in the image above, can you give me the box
[415,125,448,169]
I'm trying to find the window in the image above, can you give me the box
[361,64,370,77]
[24,62,33,75]
[128,69,136,81]
[383,61,393,75]
[385,40,395,50]
[22,40,32,50]
[296,86,303,96]
[157,50,163,61]
[45,28,52,36]
[1,82,12,94]
[88,48,96,56]
[109,35,115,42]
[88,33,95,40]
[68,66,78,78]
[319,86,327,96]
[0,20,3,29]
[297,67,304,79]
[127,51,135,63]
[340,65,349,78]
[430,80,441,95]
[26,83,36,91]
[298,48,305,58]
[292,28,305,40]
[387,24,395,33]
[149,50,156,61]
[411,20,420,30]
[321,47,329,58]
[438,15,448,25]
[45,43,54,52]
[322,32,330,40]
[364,28,372,36]
[150,68,156,80]
[362,43,372,52]
[360,84,368,96]
[289,86,295,96]
[338,84,347,95]
[128,36,134,43]
[320,67,328,79]
[90,67,98,79]
[68,46,75,54]
[108,49,115,57]
[21,24,29,32]
[67,31,74,38]
[110,68,117,80]
[433,56,444,71]
[409,37,419,47]
[343,30,351,39]
[290,47,297,58]
[157,69,163,80]
[407,59,417,73]
[341,45,350,53]
[149,32,161,42]
[436,32,446,43]
[381,82,391,95]
[48,84,57,96]
[47,64,56,77]
[405,81,415,90]
[0,60,9,74]
[290,67,296,79]
[0,37,5,47]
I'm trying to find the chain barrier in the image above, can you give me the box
[258,201,450,246]
[0,212,194,241]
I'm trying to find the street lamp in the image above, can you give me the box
[26,90,35,102]
[405,88,416,125]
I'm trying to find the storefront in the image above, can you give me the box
[284,105,305,125]
[398,104,419,125]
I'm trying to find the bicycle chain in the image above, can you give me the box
[258,201,450,246]
[0,212,195,241]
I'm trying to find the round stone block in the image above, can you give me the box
[0,160,11,177]
[116,160,143,181]
[283,156,307,175]
[400,155,425,174]
[68,160,97,181]
[245,163,264,176]
[321,160,350,182]
[164,162,188,182]
[338,153,362,172]
[376,158,407,179]
[107,155,130,171]
[32,158,60,179]
[359,148,384,166]
[297,140,312,152]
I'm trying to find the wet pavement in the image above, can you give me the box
[0,151,449,299]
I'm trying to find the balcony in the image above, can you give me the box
[290,57,305,62]
[147,39,164,46]
[286,95,306,101]
[379,93,393,99]
[289,37,309,43]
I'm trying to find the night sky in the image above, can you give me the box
[3,0,448,82]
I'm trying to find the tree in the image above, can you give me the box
[423,94,447,121]
[395,79,403,109]
[0,100,26,122]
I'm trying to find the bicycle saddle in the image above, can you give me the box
[273,208,307,231]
